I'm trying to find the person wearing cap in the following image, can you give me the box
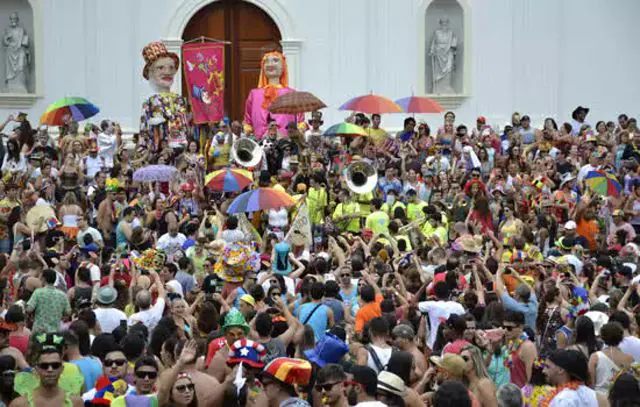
[261,357,312,407]
[542,349,600,406]
[518,115,536,146]
[471,116,487,140]
[392,323,427,376]
[441,314,472,355]
[25,269,71,333]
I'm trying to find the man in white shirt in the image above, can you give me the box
[128,270,166,332]
[97,120,119,168]
[542,349,598,407]
[610,311,640,362]
[77,215,104,249]
[157,223,187,256]
[93,286,128,333]
[84,146,102,179]
[417,281,465,349]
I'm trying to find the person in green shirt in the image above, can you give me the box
[365,198,390,235]
[26,269,72,333]
[406,189,428,221]
[332,189,361,234]
[307,173,328,227]
[381,189,406,217]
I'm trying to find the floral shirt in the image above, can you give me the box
[26,286,71,332]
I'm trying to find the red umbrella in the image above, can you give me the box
[338,94,402,114]
[395,96,444,113]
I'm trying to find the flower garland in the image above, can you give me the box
[503,333,529,369]
[539,381,581,407]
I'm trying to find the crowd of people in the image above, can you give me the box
[0,104,637,407]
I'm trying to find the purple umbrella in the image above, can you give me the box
[132,165,177,182]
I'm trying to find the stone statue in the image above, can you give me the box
[429,17,458,94]
[3,12,30,93]
[243,51,304,139]
[139,41,190,153]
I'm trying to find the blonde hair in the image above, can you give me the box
[462,344,489,379]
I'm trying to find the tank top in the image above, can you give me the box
[594,350,620,394]
[520,127,536,145]
[298,302,328,341]
[366,344,393,374]
[509,349,528,388]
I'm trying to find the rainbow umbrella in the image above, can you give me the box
[584,170,621,197]
[338,94,402,114]
[227,187,295,213]
[323,122,368,137]
[395,96,444,113]
[205,168,253,192]
[40,97,100,125]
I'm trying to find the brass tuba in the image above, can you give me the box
[231,137,263,168]
[345,161,378,194]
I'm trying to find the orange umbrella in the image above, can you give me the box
[338,94,402,114]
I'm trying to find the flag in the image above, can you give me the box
[237,213,262,243]
[182,42,225,124]
[285,202,312,247]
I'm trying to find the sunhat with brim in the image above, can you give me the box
[377,371,407,397]
[303,333,348,368]
[97,286,118,305]
[221,309,250,335]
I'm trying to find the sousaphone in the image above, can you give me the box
[231,138,263,168]
[346,161,378,194]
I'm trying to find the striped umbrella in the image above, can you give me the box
[584,170,622,197]
[395,96,444,113]
[323,122,368,137]
[40,97,100,125]
[205,168,253,192]
[227,187,296,213]
[338,94,402,114]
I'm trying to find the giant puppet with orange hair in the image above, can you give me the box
[243,51,304,139]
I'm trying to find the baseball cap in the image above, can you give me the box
[564,221,577,230]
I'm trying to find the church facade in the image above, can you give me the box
[0,0,639,132]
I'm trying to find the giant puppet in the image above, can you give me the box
[243,51,304,139]
[139,41,190,152]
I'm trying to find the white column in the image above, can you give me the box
[280,39,303,89]
[162,37,185,94]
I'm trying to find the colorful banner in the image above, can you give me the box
[285,202,313,247]
[182,42,225,124]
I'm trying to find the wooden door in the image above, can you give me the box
[182,0,282,122]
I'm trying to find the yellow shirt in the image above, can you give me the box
[381,201,406,217]
[332,201,361,233]
[407,201,428,221]
[356,192,374,217]
[368,128,389,147]
[365,211,390,235]
[307,187,328,225]
[209,142,231,167]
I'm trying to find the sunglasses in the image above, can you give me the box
[341,274,352,278]
[271,292,281,297]
[175,383,195,392]
[135,370,158,379]
[503,325,518,331]
[1,370,15,378]
[37,362,62,370]
[315,381,342,392]
[104,359,127,368]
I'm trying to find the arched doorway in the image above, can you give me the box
[182,0,282,122]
